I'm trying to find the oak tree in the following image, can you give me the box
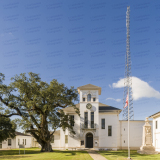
[0,73,79,152]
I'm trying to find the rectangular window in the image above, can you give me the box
[65,135,68,144]
[93,98,96,102]
[81,140,84,146]
[91,112,94,128]
[18,139,20,145]
[101,119,105,129]
[51,135,54,143]
[84,112,88,128]
[87,94,91,102]
[70,115,74,127]
[156,121,158,129]
[25,139,26,145]
[108,126,112,136]
[83,98,85,102]
[8,139,11,146]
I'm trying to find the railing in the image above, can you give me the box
[81,123,96,129]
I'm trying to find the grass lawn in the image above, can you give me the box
[98,150,160,160]
[0,148,93,160]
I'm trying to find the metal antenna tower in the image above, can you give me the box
[123,6,134,120]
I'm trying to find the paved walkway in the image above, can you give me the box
[87,150,107,160]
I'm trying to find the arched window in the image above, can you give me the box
[87,94,91,102]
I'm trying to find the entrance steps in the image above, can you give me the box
[78,148,98,151]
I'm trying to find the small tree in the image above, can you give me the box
[0,72,79,152]
[0,116,16,142]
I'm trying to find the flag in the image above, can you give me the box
[124,93,128,108]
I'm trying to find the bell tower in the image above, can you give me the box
[77,84,101,103]
[77,84,101,148]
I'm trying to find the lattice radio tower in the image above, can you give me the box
[123,6,134,120]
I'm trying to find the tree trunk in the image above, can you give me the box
[41,141,53,152]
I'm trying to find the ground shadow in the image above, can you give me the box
[0,149,40,156]
[0,148,88,157]
[0,155,32,159]
[98,150,160,159]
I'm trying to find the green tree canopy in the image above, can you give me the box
[0,72,79,151]
[0,116,16,142]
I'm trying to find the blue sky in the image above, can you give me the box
[0,0,160,121]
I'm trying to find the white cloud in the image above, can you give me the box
[112,76,160,100]
[106,98,121,102]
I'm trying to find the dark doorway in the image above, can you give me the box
[86,133,93,148]
[0,142,2,149]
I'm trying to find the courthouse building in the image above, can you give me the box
[1,84,159,151]
[51,84,152,150]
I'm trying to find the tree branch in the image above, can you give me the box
[0,113,20,118]
[33,104,44,115]
[50,130,56,137]
[29,114,41,129]
[0,96,23,117]
[26,129,40,133]
[54,103,68,108]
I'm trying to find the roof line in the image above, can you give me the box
[149,111,160,118]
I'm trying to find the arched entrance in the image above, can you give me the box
[86,133,93,148]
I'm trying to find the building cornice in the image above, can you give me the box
[77,84,101,95]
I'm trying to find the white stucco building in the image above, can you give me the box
[149,112,160,152]
[0,132,38,149]
[51,84,152,150]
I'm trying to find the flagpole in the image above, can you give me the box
[128,87,130,159]
[126,6,131,160]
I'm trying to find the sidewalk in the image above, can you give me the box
[87,150,107,160]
